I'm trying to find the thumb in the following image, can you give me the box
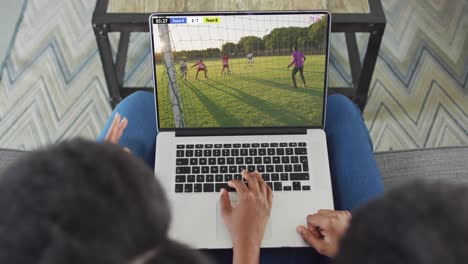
[297,226,324,252]
[220,189,231,217]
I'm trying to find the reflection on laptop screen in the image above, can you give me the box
[151,13,330,129]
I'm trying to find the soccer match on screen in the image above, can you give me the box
[152,14,329,129]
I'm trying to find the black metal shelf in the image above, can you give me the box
[92,0,386,110]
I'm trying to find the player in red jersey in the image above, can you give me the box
[221,54,231,75]
[191,59,208,79]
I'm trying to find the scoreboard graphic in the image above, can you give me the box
[153,16,221,24]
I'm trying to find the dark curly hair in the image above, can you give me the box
[0,139,211,264]
[334,181,468,264]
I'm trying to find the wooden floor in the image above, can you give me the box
[107,0,370,13]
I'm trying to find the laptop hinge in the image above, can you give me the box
[175,128,308,137]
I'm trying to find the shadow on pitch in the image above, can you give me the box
[183,80,243,127]
[204,79,307,125]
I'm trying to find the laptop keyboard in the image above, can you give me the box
[174,142,310,193]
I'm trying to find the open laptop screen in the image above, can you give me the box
[150,12,330,130]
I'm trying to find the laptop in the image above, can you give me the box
[150,11,334,249]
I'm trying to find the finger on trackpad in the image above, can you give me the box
[216,195,272,241]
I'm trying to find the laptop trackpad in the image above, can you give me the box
[217,194,272,241]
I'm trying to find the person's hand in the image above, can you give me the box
[104,112,131,153]
[220,170,273,264]
[287,65,291,69]
[297,210,352,258]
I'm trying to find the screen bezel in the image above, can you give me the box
[149,10,331,133]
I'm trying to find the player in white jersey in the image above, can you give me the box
[179,58,188,80]
[247,53,254,65]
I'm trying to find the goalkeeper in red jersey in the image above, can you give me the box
[191,59,208,79]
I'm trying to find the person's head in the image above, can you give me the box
[0,139,210,264]
[292,45,297,51]
[199,59,203,62]
[334,181,468,264]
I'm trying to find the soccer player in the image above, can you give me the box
[191,59,208,79]
[247,52,254,65]
[221,54,231,75]
[287,46,307,88]
[179,57,188,80]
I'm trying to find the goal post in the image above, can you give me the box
[158,23,185,128]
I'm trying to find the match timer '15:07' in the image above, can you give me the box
[153,18,169,24]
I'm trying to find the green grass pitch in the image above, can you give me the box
[155,55,325,128]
